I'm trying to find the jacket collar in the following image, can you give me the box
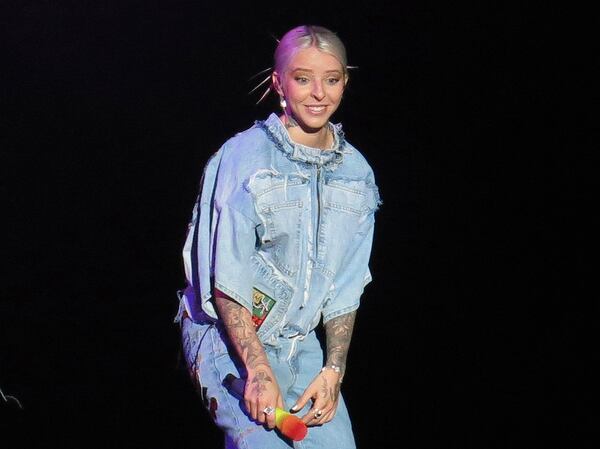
[255,113,351,170]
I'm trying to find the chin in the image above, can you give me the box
[295,114,333,132]
[290,104,338,131]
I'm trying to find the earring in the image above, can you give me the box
[280,95,298,128]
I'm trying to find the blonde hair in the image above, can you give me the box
[252,25,352,104]
[274,25,348,78]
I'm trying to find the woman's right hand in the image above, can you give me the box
[244,364,284,429]
[213,290,284,429]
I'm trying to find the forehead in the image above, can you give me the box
[287,46,343,73]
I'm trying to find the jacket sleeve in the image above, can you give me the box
[181,144,259,321]
[210,203,258,314]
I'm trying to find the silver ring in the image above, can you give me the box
[263,406,275,416]
[314,409,323,419]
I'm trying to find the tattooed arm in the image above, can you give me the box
[293,310,357,426]
[324,309,357,381]
[214,288,284,428]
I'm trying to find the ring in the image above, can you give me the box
[314,409,323,419]
[263,406,275,416]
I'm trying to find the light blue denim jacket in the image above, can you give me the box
[178,113,381,345]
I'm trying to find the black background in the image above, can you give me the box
[1,1,594,448]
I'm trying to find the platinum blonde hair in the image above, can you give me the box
[274,25,348,78]
[251,25,352,104]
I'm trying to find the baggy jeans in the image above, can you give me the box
[180,317,356,449]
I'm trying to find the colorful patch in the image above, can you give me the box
[252,287,276,329]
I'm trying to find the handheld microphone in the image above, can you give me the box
[222,373,308,441]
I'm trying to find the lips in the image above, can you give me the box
[305,105,327,114]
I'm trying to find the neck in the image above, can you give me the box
[279,114,333,150]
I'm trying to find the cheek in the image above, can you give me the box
[330,87,344,103]
[288,85,308,101]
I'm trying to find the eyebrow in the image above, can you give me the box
[290,68,343,74]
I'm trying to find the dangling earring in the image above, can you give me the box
[280,96,298,128]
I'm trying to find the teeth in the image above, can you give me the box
[308,106,325,112]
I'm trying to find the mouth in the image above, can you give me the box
[305,105,327,114]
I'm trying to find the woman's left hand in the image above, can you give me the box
[292,368,342,426]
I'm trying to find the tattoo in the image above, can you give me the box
[324,311,357,378]
[319,376,329,399]
[330,383,340,401]
[250,371,273,397]
[319,366,341,403]
[215,294,270,370]
[284,114,299,128]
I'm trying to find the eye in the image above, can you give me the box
[326,77,341,85]
[294,76,310,84]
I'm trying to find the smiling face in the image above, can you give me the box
[273,46,347,135]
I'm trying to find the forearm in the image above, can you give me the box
[293,310,357,424]
[214,289,270,373]
[214,288,282,424]
[323,310,357,379]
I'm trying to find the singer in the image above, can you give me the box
[175,25,381,449]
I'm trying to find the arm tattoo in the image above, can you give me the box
[324,310,357,378]
[215,294,270,370]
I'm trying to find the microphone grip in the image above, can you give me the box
[221,373,308,442]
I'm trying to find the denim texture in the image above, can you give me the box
[178,113,381,343]
[176,114,380,448]
[180,317,357,449]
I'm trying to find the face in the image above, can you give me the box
[274,46,347,133]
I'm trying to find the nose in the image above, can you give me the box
[311,81,325,101]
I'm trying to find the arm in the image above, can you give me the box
[293,310,357,426]
[214,288,284,429]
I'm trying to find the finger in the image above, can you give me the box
[257,402,269,424]
[302,403,325,425]
[246,399,257,421]
[310,400,337,425]
[291,389,313,413]
[262,405,276,428]
[266,409,277,429]
[320,407,336,424]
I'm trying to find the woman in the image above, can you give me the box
[176,25,381,449]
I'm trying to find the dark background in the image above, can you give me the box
[1,1,593,448]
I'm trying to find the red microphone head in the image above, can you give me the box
[275,409,307,441]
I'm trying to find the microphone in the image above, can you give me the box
[222,373,308,441]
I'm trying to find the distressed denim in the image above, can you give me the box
[177,113,381,343]
[176,113,380,448]
[180,316,357,449]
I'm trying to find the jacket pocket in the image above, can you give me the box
[317,178,379,277]
[247,170,309,277]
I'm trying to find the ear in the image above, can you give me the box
[272,71,284,97]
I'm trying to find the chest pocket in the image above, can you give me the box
[317,178,379,277]
[246,171,309,277]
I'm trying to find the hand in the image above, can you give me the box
[244,364,285,429]
[293,368,342,426]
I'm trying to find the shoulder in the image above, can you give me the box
[338,138,377,183]
[210,122,273,218]
[208,122,274,183]
[219,123,273,167]
[336,137,382,212]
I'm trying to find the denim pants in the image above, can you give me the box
[181,317,356,449]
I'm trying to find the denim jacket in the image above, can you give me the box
[177,113,381,344]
